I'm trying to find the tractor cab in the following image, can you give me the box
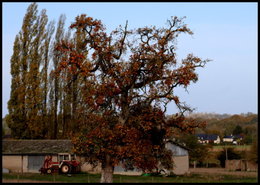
[58,153,77,162]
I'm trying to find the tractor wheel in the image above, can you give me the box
[61,164,71,174]
[47,168,52,174]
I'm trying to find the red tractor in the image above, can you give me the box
[39,153,81,174]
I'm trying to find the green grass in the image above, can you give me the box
[212,145,251,151]
[2,172,258,183]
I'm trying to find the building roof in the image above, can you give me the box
[196,134,219,141]
[2,139,189,156]
[234,135,243,139]
[2,140,73,155]
[223,135,233,139]
[167,140,190,151]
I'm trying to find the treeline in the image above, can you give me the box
[187,112,256,120]
[6,3,86,139]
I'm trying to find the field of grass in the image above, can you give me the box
[212,145,251,151]
[2,172,257,183]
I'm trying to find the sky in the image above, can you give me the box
[2,2,258,118]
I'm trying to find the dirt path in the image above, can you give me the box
[189,168,257,177]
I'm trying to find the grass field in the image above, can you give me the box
[212,145,251,151]
[2,172,257,183]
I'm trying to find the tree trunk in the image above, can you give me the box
[100,155,114,183]
[52,76,58,139]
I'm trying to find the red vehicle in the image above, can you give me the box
[39,153,80,174]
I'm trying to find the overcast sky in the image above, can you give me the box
[2,2,258,118]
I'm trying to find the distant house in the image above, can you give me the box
[2,140,190,175]
[223,135,234,143]
[233,134,243,141]
[196,134,221,144]
[223,135,243,144]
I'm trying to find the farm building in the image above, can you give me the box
[114,141,190,175]
[223,135,234,143]
[2,140,73,173]
[2,140,189,175]
[223,135,243,144]
[196,134,221,144]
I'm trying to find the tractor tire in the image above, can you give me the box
[47,168,52,174]
[60,164,71,174]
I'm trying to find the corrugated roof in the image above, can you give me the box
[2,140,73,155]
[2,139,190,155]
[167,140,190,151]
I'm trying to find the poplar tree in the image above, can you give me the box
[8,3,53,138]
[40,20,55,137]
[26,8,48,138]
[50,14,66,139]
[7,3,38,138]
[6,35,24,138]
[59,29,73,138]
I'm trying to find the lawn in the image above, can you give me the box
[2,172,257,183]
[212,145,251,151]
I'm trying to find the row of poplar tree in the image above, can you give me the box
[7,3,85,139]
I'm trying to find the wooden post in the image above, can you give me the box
[21,155,23,174]
[193,161,196,168]
[225,147,228,160]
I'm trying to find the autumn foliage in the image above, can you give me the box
[54,14,209,182]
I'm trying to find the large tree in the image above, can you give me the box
[55,14,209,183]
[7,3,56,139]
[6,35,24,138]
[40,20,55,138]
[26,8,49,138]
[50,14,66,139]
[7,3,39,138]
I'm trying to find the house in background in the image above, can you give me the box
[196,134,221,144]
[223,135,234,143]
[223,134,243,145]
[2,140,190,175]
[233,135,243,143]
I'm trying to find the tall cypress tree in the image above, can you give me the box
[7,3,55,139]
[6,35,25,138]
[59,29,73,138]
[7,3,38,138]
[26,8,48,138]
[50,14,66,139]
[41,20,55,138]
